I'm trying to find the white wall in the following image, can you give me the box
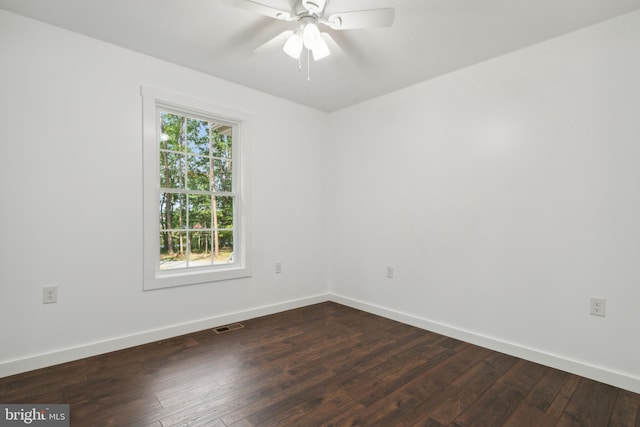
[2,7,640,394]
[328,10,640,392]
[0,10,328,376]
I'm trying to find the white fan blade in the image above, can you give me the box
[327,8,395,30]
[223,0,294,21]
[254,30,293,53]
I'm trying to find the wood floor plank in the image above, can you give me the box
[450,381,525,427]
[501,402,560,427]
[544,371,582,417]
[327,327,429,375]
[226,419,255,427]
[497,360,548,394]
[556,378,619,427]
[336,370,390,406]
[243,374,354,426]
[356,341,463,408]
[521,366,571,412]
[416,418,448,427]
[610,390,640,427]
[352,389,423,426]
[0,302,638,427]
[405,344,493,394]
[218,367,335,425]
[448,358,550,427]
[409,384,478,426]
[452,351,519,395]
[252,389,357,427]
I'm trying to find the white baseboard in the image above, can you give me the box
[3,292,639,394]
[0,293,330,379]
[330,293,640,394]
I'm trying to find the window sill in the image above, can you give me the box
[144,264,252,291]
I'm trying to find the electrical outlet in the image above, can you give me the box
[43,286,58,304]
[386,266,394,279]
[590,297,605,317]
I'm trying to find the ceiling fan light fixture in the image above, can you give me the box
[283,30,303,59]
[311,37,330,61]
[226,0,396,72]
[302,21,322,50]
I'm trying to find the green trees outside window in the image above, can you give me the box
[158,111,234,270]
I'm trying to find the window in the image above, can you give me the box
[142,87,251,290]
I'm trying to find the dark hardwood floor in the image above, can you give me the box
[1,302,639,426]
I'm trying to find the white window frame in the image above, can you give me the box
[141,86,251,290]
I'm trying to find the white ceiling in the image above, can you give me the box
[2,0,639,112]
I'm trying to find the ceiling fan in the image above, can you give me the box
[224,0,395,61]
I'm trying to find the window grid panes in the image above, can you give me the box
[158,110,235,270]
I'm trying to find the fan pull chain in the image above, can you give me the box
[294,49,311,81]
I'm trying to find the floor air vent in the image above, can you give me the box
[213,323,245,334]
